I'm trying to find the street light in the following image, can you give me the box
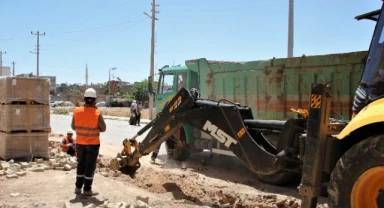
[109,67,117,107]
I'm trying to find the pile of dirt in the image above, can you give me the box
[95,157,329,208]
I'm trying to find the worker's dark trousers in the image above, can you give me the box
[151,144,161,159]
[75,144,100,191]
[136,113,141,125]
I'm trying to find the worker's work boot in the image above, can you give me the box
[83,190,99,196]
[74,187,82,194]
[150,157,156,164]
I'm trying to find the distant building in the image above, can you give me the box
[108,80,120,95]
[40,76,57,94]
[16,73,57,94]
[0,67,11,76]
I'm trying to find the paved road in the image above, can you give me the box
[50,114,167,155]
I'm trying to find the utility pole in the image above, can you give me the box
[85,64,89,87]
[287,0,294,58]
[144,0,159,120]
[0,51,6,77]
[12,62,15,77]
[109,67,117,107]
[31,31,45,77]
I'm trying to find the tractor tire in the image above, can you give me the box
[328,134,384,208]
[257,171,299,186]
[165,128,191,161]
[171,144,191,161]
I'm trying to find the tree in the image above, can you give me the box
[130,79,149,102]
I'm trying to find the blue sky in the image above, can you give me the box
[0,0,382,84]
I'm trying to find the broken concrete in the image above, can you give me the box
[6,174,18,179]
[15,171,26,176]
[134,200,150,208]
[0,162,10,170]
[63,164,72,171]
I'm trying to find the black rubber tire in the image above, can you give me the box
[328,134,384,208]
[257,171,299,186]
[171,144,191,161]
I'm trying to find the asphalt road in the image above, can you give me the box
[50,114,167,155]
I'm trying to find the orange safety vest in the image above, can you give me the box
[73,106,101,145]
[61,137,75,151]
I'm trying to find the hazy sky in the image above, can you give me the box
[0,0,382,84]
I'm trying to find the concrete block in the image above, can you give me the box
[15,171,26,176]
[59,152,66,158]
[59,160,67,167]
[55,167,64,171]
[63,164,72,171]
[100,172,109,177]
[35,158,44,164]
[9,165,21,172]
[20,162,29,168]
[0,170,5,176]
[133,200,149,208]
[69,161,78,168]
[0,162,10,170]
[5,170,14,175]
[44,166,52,170]
[6,174,18,179]
[136,196,149,204]
[48,159,56,165]
[31,167,45,172]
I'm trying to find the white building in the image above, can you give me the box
[0,66,11,76]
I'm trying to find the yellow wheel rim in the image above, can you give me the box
[351,167,384,208]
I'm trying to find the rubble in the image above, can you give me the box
[63,199,150,208]
[0,144,78,179]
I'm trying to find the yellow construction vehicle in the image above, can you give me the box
[110,5,384,208]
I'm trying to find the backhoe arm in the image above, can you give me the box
[110,88,285,178]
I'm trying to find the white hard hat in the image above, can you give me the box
[133,100,136,103]
[84,88,97,98]
[67,129,74,134]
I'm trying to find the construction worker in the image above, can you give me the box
[60,129,76,156]
[129,100,137,125]
[71,88,106,196]
[135,101,142,126]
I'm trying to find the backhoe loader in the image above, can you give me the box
[110,4,384,208]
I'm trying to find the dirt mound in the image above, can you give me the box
[94,157,329,208]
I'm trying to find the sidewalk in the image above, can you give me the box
[99,115,152,124]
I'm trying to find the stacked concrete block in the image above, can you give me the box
[0,77,51,160]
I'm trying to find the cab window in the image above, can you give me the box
[158,73,174,94]
[177,72,187,90]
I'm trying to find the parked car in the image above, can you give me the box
[96,102,106,107]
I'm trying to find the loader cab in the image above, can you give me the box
[356,7,384,99]
[156,65,199,114]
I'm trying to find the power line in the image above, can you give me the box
[0,16,145,41]
[30,31,46,77]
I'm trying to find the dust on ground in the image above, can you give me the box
[0,133,330,208]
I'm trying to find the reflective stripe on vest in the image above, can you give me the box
[73,106,101,145]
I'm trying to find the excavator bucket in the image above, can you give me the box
[109,138,141,178]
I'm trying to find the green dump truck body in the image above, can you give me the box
[156,51,368,147]
[183,51,367,120]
